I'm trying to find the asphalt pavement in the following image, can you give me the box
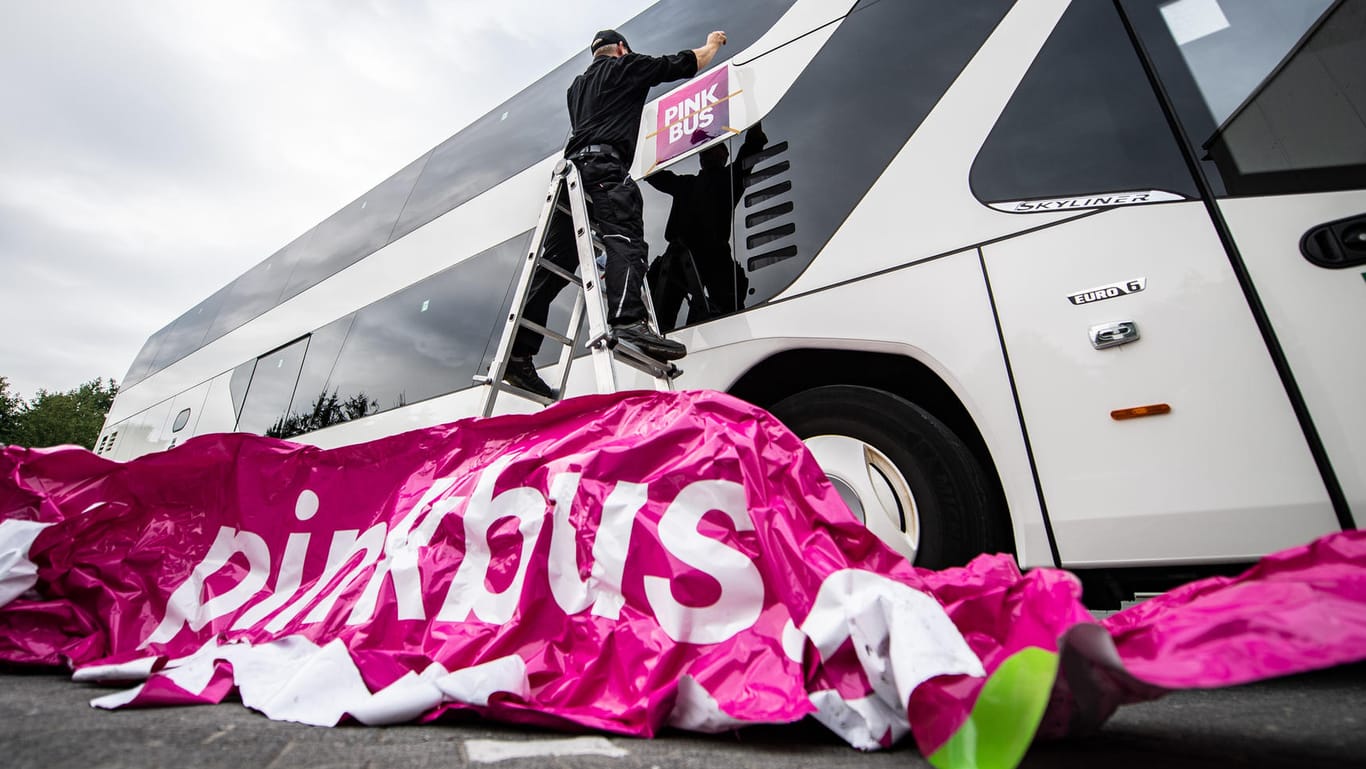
[2,661,1363,769]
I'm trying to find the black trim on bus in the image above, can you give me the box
[968,0,1201,210]
[978,248,1063,568]
[1114,0,1356,531]
[731,13,846,68]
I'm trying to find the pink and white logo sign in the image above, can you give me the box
[655,66,732,165]
[0,391,987,748]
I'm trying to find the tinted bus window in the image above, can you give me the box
[280,154,431,303]
[323,234,531,419]
[122,331,166,388]
[389,59,579,242]
[229,359,254,422]
[203,233,311,343]
[970,1,1199,207]
[235,338,307,436]
[640,144,742,331]
[1123,0,1365,197]
[268,314,358,439]
[149,288,228,373]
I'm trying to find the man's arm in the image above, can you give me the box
[644,169,682,194]
[623,30,727,88]
[692,31,727,71]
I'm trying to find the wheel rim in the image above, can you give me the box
[803,435,920,562]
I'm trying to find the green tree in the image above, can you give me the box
[0,376,23,445]
[4,377,118,450]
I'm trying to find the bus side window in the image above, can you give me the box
[268,314,357,439]
[235,338,308,436]
[319,234,534,421]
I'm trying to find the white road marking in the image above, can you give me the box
[465,736,629,763]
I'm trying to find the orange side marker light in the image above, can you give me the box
[1111,403,1172,421]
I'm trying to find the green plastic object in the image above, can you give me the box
[927,647,1059,769]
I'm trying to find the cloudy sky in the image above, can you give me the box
[0,0,652,400]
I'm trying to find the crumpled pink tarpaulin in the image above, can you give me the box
[1,390,1363,767]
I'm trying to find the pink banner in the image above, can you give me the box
[655,66,731,165]
[1,390,1364,767]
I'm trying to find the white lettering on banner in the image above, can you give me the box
[142,458,766,646]
[142,527,272,648]
[438,455,547,624]
[262,524,387,633]
[546,473,642,619]
[231,532,309,630]
[305,526,388,623]
[800,569,983,708]
[665,84,722,144]
[0,519,55,607]
[644,480,764,644]
[349,476,462,625]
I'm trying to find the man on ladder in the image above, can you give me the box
[502,26,730,399]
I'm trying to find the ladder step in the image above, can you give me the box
[539,260,582,286]
[474,374,557,406]
[495,381,557,407]
[518,318,574,347]
[597,337,683,380]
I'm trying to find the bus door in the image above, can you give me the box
[1119,0,1366,525]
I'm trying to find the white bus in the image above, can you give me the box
[96,0,1364,590]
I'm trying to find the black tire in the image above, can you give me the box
[768,385,1007,568]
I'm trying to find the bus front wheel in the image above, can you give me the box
[768,385,1006,569]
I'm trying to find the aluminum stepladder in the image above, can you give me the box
[475,158,681,417]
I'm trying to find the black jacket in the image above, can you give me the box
[565,50,698,162]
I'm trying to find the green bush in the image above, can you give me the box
[0,376,118,450]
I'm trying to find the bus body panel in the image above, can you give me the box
[1218,191,1366,522]
[109,398,176,462]
[984,201,1337,565]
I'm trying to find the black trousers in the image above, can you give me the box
[512,154,649,358]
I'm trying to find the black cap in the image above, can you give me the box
[590,29,628,53]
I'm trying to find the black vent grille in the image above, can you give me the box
[738,141,796,273]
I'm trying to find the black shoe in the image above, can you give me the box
[502,356,555,399]
[612,321,687,362]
